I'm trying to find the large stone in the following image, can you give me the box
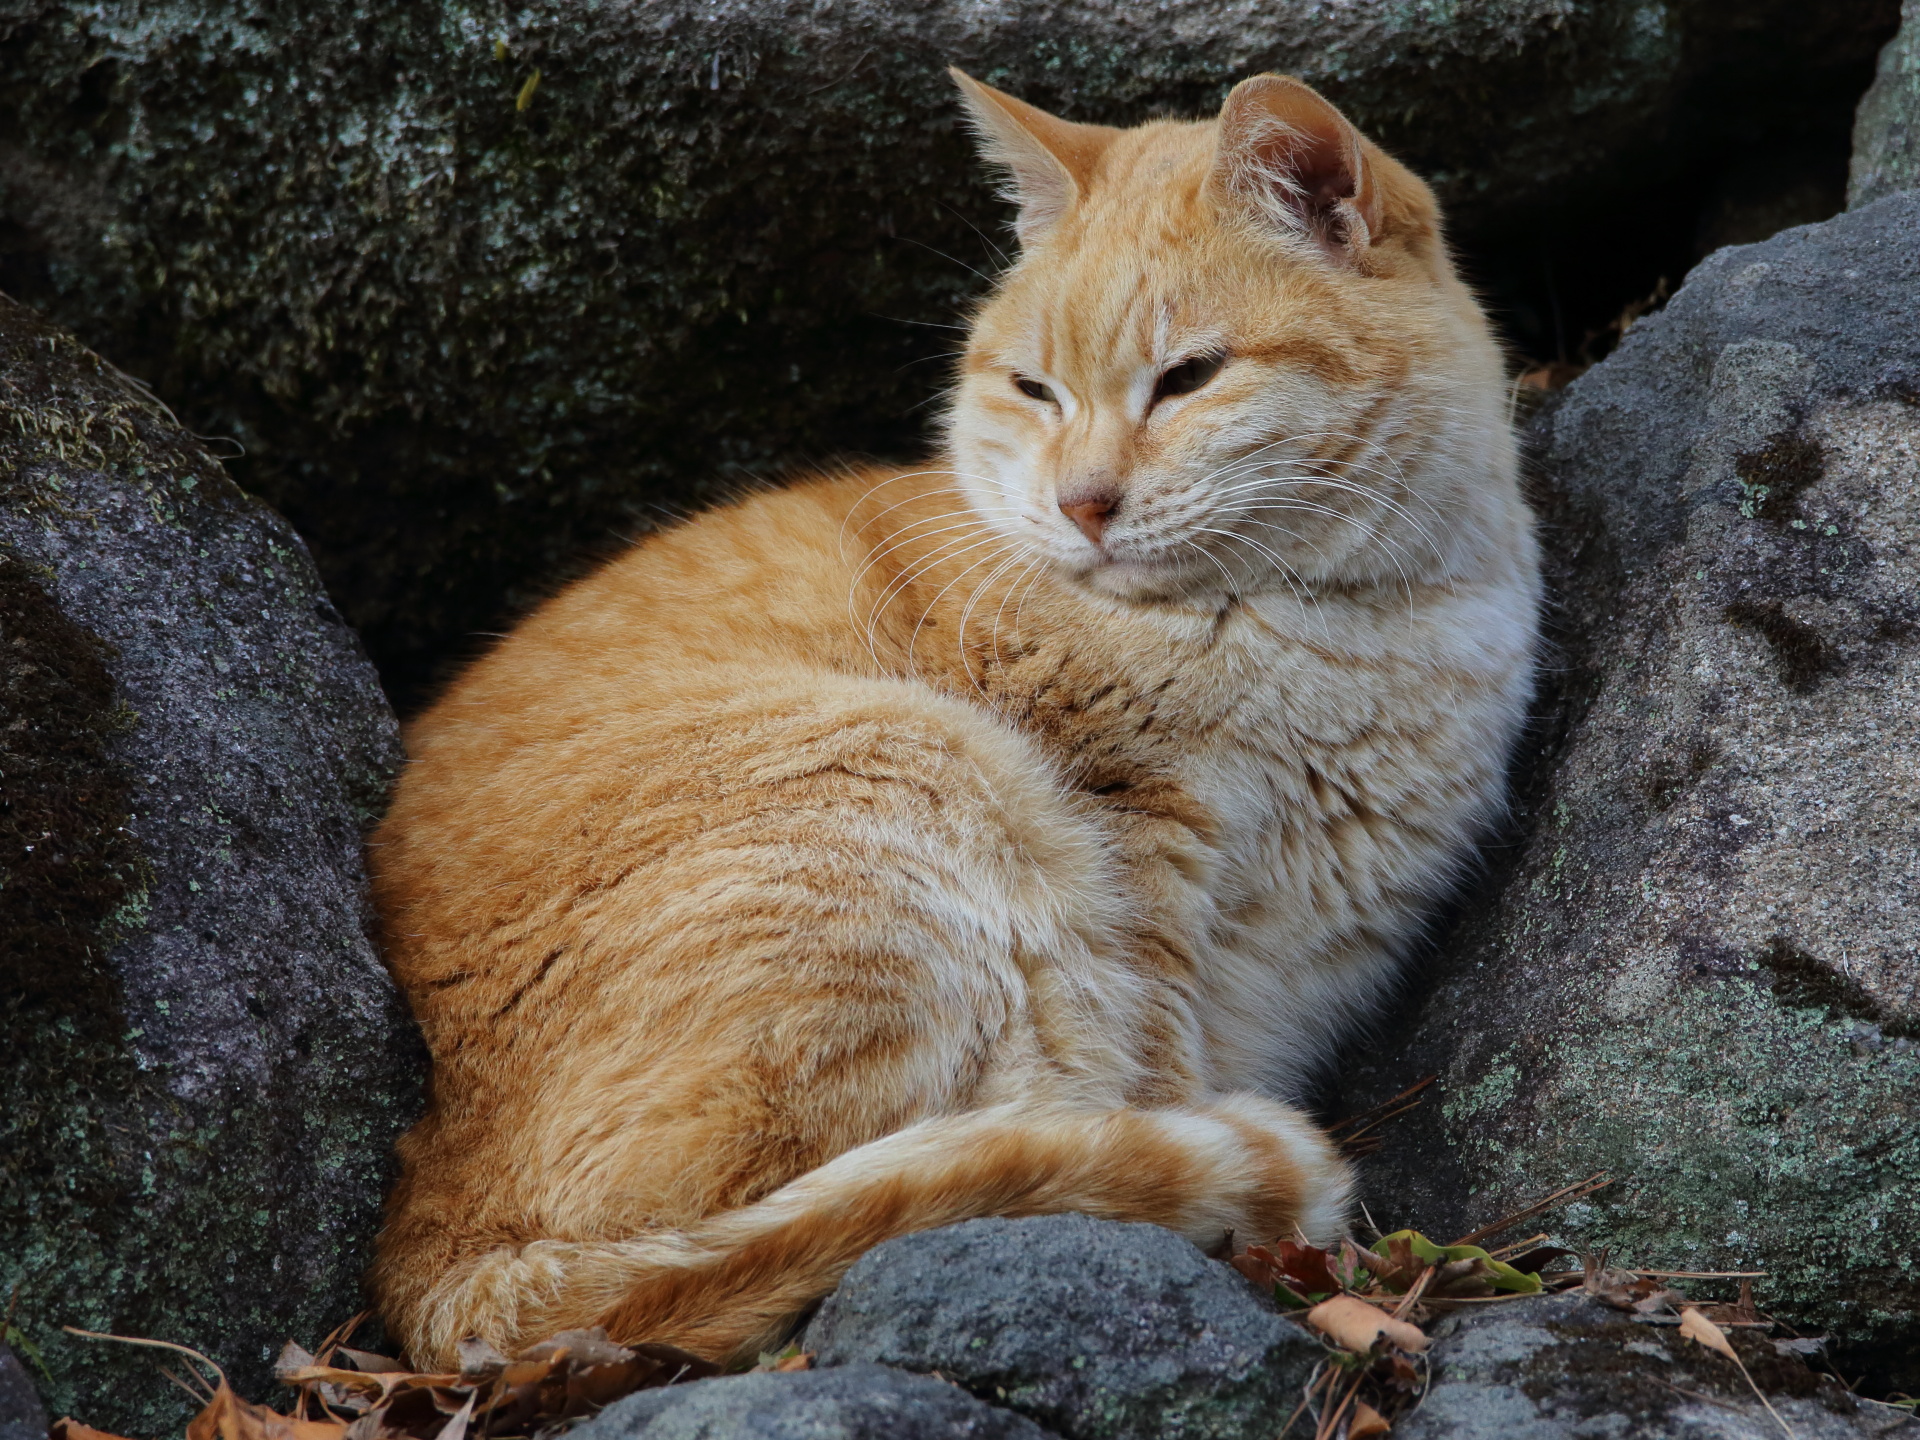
[1851,0,1920,205]
[0,0,1895,701]
[1397,1292,1885,1439]
[0,295,421,1434]
[0,1345,48,1440]
[569,1365,1060,1440]
[1340,193,1920,1381]
[807,1216,1320,1440]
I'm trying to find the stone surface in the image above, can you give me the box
[0,295,422,1434]
[1852,0,1920,205]
[808,1216,1319,1440]
[1397,1293,1893,1439]
[570,1365,1059,1440]
[1339,192,1920,1382]
[0,1345,47,1440]
[0,0,1895,702]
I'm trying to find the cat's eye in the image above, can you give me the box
[1153,351,1228,404]
[1013,375,1057,405]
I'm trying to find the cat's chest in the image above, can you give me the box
[993,602,1403,817]
[985,593,1510,917]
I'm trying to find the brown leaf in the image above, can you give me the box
[1503,1247,1576,1276]
[1582,1264,1675,1312]
[1632,1288,1687,1316]
[1272,1240,1342,1298]
[774,1353,812,1373]
[1381,1353,1423,1392]
[1229,1248,1280,1288]
[435,1395,475,1440]
[1427,1256,1497,1299]
[519,1329,632,1369]
[336,1350,407,1376]
[53,1418,138,1440]
[1305,1296,1429,1355]
[1348,1399,1393,1438]
[190,1384,349,1440]
[454,1338,509,1381]
[274,1345,318,1383]
[1677,1307,1739,1363]
[1364,1237,1427,1294]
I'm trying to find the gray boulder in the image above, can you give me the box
[0,1345,47,1440]
[0,0,1895,700]
[807,1215,1320,1440]
[569,1364,1059,1440]
[1340,192,1920,1380]
[1852,0,1920,205]
[1398,1293,1893,1439]
[0,295,421,1434]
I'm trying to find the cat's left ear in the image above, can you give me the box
[950,69,1119,246]
[1213,76,1385,265]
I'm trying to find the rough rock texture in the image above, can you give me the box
[1340,192,1920,1381]
[0,1345,47,1440]
[0,294,421,1434]
[1397,1293,1895,1439]
[808,1216,1319,1440]
[0,0,1895,702]
[569,1365,1060,1440]
[1852,0,1920,204]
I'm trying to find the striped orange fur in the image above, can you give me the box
[368,70,1540,1369]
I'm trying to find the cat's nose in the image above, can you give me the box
[1058,490,1117,545]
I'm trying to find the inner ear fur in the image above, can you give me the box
[1213,75,1400,265]
[950,68,1120,246]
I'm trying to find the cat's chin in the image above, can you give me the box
[1070,554,1214,606]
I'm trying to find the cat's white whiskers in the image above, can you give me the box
[857,520,1007,665]
[954,547,1035,693]
[903,538,1023,682]
[987,552,1051,676]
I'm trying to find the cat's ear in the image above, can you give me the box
[1213,75,1385,264]
[950,69,1117,246]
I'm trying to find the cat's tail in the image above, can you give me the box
[383,1095,1351,1368]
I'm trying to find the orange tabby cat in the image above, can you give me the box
[368,70,1540,1368]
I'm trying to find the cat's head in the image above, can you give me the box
[942,71,1520,605]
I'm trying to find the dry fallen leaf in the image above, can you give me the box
[1348,1399,1393,1438]
[52,1419,137,1440]
[1678,1307,1796,1440]
[190,1383,348,1440]
[1304,1296,1428,1354]
[1678,1306,1738,1362]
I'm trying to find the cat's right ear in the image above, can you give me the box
[950,69,1117,246]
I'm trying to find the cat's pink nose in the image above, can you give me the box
[1059,493,1116,545]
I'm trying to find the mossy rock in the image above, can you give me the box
[1341,193,1920,1386]
[0,0,1897,704]
[0,295,422,1435]
[1400,1291,1882,1437]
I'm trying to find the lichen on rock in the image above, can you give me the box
[1851,0,1920,205]
[0,295,424,1436]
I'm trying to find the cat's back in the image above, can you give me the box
[374,471,900,1003]
[409,472,885,757]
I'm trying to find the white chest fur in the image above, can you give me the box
[1164,577,1539,1098]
